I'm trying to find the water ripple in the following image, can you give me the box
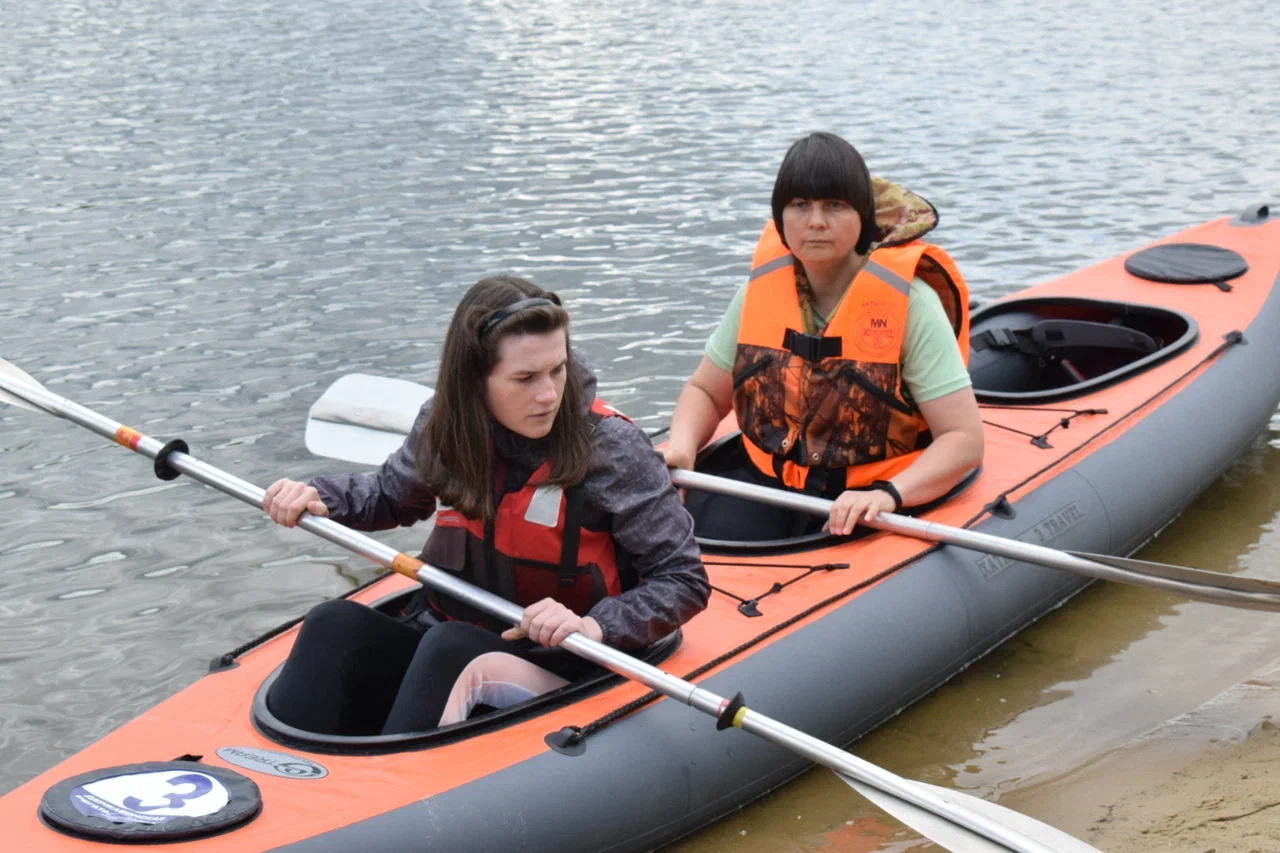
[1,0,1277,802]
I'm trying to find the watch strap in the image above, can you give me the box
[870,479,903,513]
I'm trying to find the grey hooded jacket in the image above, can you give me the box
[310,362,709,650]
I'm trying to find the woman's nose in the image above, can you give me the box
[534,380,559,403]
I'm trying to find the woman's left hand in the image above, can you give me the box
[502,598,604,647]
[825,489,898,536]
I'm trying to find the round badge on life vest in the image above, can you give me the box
[39,761,261,843]
[854,307,900,357]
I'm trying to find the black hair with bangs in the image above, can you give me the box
[770,132,878,255]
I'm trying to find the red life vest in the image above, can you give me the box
[733,221,971,492]
[420,399,628,626]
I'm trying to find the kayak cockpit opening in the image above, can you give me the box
[251,587,681,755]
[969,296,1198,404]
[684,433,978,555]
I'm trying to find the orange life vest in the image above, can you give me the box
[420,399,628,627]
[733,221,971,493]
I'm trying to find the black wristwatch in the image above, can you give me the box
[870,480,903,513]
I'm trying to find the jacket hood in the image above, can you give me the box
[871,176,939,248]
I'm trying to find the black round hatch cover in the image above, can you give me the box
[1124,242,1248,287]
[39,761,261,843]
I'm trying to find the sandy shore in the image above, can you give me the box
[1010,662,1280,853]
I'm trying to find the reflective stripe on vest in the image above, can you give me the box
[733,221,971,492]
[420,399,628,625]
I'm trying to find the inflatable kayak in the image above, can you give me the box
[2,204,1277,851]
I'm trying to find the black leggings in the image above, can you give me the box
[266,599,590,736]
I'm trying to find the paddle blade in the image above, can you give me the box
[1068,550,1280,599]
[0,359,50,413]
[837,773,1103,853]
[838,774,1011,852]
[304,373,432,466]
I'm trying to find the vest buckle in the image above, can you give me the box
[782,328,842,362]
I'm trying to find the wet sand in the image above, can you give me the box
[674,425,1280,853]
[1009,662,1280,853]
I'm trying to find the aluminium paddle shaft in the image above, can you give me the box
[0,366,1081,853]
[668,469,1280,612]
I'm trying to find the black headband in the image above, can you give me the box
[480,297,555,337]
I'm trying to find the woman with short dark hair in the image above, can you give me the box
[263,275,709,735]
[664,132,983,540]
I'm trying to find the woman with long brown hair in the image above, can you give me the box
[262,275,709,735]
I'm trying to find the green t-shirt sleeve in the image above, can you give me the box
[704,283,747,372]
[901,278,973,403]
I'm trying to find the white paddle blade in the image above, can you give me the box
[0,359,50,413]
[915,782,1103,852]
[838,774,1013,853]
[840,771,1105,853]
[304,373,433,466]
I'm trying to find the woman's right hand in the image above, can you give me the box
[263,478,329,528]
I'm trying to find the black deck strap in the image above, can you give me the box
[962,330,1247,530]
[972,327,1033,354]
[567,545,943,743]
[1030,319,1159,355]
[559,484,585,587]
[716,692,748,730]
[153,438,189,481]
[1124,242,1248,286]
[975,321,1159,358]
[782,328,842,362]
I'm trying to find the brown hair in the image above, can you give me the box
[771,132,878,255]
[417,274,592,520]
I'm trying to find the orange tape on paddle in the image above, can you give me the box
[114,426,144,450]
[391,553,424,580]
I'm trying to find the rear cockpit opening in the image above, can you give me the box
[969,297,1198,404]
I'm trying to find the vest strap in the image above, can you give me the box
[559,484,586,587]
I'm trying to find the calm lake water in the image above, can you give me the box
[2,0,1278,847]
